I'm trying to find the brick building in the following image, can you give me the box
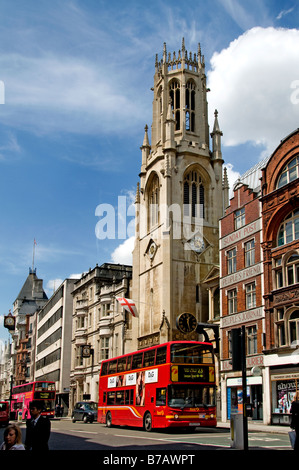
[219,161,266,423]
[261,129,299,425]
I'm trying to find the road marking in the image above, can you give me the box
[70,429,98,434]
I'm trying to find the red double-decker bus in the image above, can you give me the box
[10,381,56,420]
[98,341,216,431]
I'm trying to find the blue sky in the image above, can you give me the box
[1,0,299,348]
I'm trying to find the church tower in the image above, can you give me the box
[132,39,228,350]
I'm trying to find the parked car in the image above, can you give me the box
[72,401,98,423]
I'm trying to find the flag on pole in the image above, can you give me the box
[116,297,138,317]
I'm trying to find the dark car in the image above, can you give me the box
[72,401,98,423]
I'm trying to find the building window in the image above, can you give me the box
[183,169,205,218]
[290,310,299,346]
[244,239,255,267]
[169,80,180,131]
[286,254,299,286]
[274,258,283,289]
[100,337,109,360]
[102,303,111,317]
[235,208,245,230]
[245,282,256,309]
[276,308,286,347]
[148,174,160,228]
[277,155,299,189]
[247,325,257,355]
[277,209,299,246]
[228,289,237,314]
[227,248,237,274]
[185,80,195,132]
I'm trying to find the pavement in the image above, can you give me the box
[217,420,290,434]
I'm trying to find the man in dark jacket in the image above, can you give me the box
[25,400,51,451]
[290,391,299,451]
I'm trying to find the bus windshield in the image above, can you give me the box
[168,385,216,408]
[170,343,213,364]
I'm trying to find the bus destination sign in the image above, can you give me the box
[171,365,214,382]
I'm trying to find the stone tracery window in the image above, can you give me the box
[148,173,160,228]
[183,168,205,218]
[169,79,180,131]
[185,80,195,132]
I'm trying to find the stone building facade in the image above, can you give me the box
[219,163,265,422]
[70,263,132,408]
[34,278,77,415]
[11,268,48,386]
[132,39,228,352]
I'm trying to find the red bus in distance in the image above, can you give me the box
[10,381,56,420]
[98,341,216,431]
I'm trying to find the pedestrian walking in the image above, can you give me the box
[290,391,299,451]
[0,424,25,450]
[25,400,51,451]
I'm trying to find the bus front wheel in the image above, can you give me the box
[106,411,112,428]
[144,412,152,432]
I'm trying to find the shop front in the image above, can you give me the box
[226,376,263,421]
[270,368,299,425]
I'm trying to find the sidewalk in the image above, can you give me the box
[217,420,290,434]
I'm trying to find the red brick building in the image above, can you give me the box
[261,129,299,425]
[220,163,265,422]
[219,129,299,425]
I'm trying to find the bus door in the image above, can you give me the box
[154,387,167,426]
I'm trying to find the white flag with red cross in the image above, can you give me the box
[116,297,138,317]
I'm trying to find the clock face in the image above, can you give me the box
[176,313,197,333]
[149,242,156,258]
[189,236,205,253]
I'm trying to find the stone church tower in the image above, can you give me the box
[132,39,228,351]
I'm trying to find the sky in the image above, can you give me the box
[1,0,299,349]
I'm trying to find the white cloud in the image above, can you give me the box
[0,53,145,136]
[46,278,63,294]
[110,236,134,265]
[225,163,241,197]
[208,27,299,157]
[276,8,294,20]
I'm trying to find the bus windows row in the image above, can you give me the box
[101,386,215,408]
[101,345,167,376]
[102,387,167,407]
[170,344,214,364]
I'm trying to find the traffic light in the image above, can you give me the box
[230,328,242,371]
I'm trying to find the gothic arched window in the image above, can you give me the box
[169,80,180,131]
[148,174,160,228]
[186,80,195,132]
[183,169,205,218]
[277,155,299,189]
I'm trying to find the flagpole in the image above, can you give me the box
[32,239,36,272]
